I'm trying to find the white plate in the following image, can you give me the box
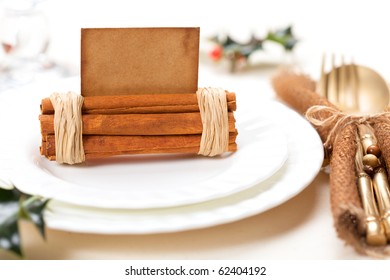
[44,100,323,234]
[9,78,288,209]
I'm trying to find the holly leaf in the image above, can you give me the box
[266,25,298,51]
[21,197,49,238]
[223,35,240,48]
[209,34,240,48]
[0,185,49,257]
[0,187,23,256]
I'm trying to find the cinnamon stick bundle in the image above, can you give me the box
[39,92,238,161]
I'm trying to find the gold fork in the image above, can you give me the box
[317,54,359,112]
[319,55,390,245]
[319,54,390,114]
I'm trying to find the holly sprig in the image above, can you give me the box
[0,180,49,257]
[208,25,298,72]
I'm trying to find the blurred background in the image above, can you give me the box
[2,0,390,90]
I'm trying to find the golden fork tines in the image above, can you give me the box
[319,54,390,114]
[318,54,359,112]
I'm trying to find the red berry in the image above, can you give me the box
[2,43,13,54]
[209,46,223,61]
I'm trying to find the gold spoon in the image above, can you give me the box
[319,56,390,245]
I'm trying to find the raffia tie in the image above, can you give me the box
[196,87,229,157]
[305,105,390,149]
[50,92,85,164]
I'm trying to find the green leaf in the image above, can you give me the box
[223,35,239,48]
[266,25,298,51]
[0,187,23,256]
[0,185,50,257]
[22,197,50,238]
[0,186,21,202]
[0,214,22,256]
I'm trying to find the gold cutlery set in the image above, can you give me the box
[318,55,390,245]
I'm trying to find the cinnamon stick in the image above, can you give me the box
[40,112,237,136]
[44,143,238,161]
[41,92,237,114]
[41,132,238,158]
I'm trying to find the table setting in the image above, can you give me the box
[2,0,390,260]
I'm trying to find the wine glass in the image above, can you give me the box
[0,0,65,90]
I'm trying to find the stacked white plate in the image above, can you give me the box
[0,69,323,234]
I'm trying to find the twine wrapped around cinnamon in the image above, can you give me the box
[50,92,85,164]
[272,71,390,257]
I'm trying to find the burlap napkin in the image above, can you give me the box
[272,71,390,257]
